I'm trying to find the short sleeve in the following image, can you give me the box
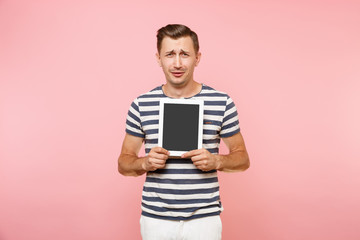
[219,96,240,138]
[125,98,145,138]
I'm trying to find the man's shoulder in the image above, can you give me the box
[201,84,230,99]
[134,85,164,101]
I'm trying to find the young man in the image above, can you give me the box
[118,24,250,240]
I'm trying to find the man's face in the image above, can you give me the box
[156,36,201,87]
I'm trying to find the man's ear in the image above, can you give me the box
[156,52,162,67]
[195,52,202,67]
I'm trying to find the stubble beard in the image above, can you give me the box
[166,72,194,88]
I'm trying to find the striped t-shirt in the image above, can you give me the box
[125,84,240,220]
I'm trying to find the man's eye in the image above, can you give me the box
[181,53,189,56]
[166,53,174,57]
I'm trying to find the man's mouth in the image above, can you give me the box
[171,71,185,77]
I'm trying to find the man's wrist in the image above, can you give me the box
[140,157,147,172]
[133,158,146,176]
[215,155,223,171]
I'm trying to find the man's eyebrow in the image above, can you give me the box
[164,49,190,54]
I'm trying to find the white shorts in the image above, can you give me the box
[140,215,222,240]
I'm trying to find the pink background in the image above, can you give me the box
[1,0,359,239]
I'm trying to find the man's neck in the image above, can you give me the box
[162,81,202,99]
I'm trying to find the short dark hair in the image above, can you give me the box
[156,24,200,53]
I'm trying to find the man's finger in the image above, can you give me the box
[181,149,202,158]
[149,157,166,164]
[152,147,170,155]
[150,152,169,161]
[190,154,205,162]
[192,159,204,166]
[151,162,166,169]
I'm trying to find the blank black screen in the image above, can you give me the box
[162,103,199,151]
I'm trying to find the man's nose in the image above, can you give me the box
[174,55,182,68]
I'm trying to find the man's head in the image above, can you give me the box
[156,24,200,54]
[156,24,201,88]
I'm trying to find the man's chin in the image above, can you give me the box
[167,78,188,87]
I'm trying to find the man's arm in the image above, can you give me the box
[181,132,250,172]
[118,133,170,177]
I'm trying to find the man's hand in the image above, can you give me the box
[142,147,170,172]
[182,148,221,172]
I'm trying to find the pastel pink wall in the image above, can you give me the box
[1,0,359,239]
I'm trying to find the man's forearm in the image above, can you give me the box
[118,154,146,177]
[216,150,250,172]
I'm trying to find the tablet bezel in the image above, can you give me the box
[158,98,204,157]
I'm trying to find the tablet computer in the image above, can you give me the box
[158,98,204,157]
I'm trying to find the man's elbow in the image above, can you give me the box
[118,162,133,176]
[118,165,137,177]
[118,157,130,176]
[237,153,250,171]
[241,157,250,171]
[118,159,143,177]
[118,161,125,175]
[118,164,127,176]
